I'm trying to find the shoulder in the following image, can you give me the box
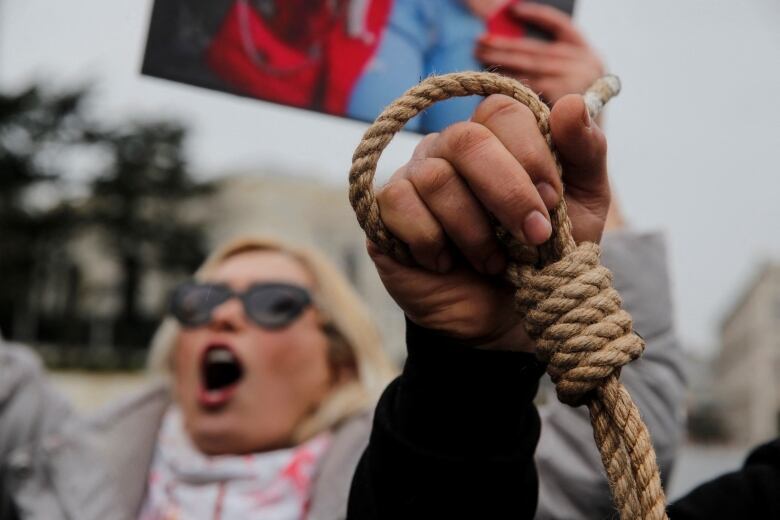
[86,378,171,469]
[0,340,47,404]
[307,409,373,520]
[86,379,172,519]
[88,378,171,430]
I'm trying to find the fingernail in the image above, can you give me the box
[582,104,592,128]
[484,251,506,275]
[535,182,560,209]
[436,250,453,273]
[523,210,552,245]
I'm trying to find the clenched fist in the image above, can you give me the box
[368,93,610,351]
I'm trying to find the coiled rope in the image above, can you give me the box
[348,71,667,519]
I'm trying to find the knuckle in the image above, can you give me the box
[403,216,444,251]
[474,94,535,127]
[497,181,536,214]
[412,132,440,157]
[519,143,558,182]
[441,121,494,158]
[376,180,444,249]
[459,228,495,257]
[408,227,444,250]
[377,178,413,210]
[408,158,455,197]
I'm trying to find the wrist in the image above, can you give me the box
[477,321,535,353]
[404,316,535,353]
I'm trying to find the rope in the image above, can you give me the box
[348,71,668,519]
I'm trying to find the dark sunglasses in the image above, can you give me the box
[169,281,314,329]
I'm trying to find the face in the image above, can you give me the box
[173,250,337,455]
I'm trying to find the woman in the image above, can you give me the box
[0,236,395,519]
[140,237,396,518]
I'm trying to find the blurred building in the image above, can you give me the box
[716,263,780,445]
[683,350,727,443]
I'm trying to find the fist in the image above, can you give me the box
[368,93,610,351]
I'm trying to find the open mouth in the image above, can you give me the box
[198,344,244,409]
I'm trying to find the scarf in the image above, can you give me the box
[139,407,331,520]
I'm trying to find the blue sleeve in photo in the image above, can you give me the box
[347,0,487,134]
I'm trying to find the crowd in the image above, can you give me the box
[1,1,777,519]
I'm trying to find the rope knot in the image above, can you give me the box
[511,242,645,406]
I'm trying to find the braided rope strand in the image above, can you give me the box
[348,71,667,519]
[589,397,642,518]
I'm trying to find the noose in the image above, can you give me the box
[348,72,667,520]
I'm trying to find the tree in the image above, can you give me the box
[0,83,211,361]
[87,120,211,346]
[0,87,86,339]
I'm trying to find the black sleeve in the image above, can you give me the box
[347,320,546,519]
[667,439,780,519]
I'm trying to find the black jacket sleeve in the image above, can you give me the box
[347,320,546,519]
[667,439,780,519]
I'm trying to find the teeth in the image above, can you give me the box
[207,349,236,364]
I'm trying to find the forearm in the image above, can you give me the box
[348,319,545,519]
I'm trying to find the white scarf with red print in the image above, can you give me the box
[139,407,331,520]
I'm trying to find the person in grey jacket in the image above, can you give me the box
[1,235,397,520]
[0,98,685,520]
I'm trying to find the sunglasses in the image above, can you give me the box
[169,281,314,329]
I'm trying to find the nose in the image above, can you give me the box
[208,297,247,332]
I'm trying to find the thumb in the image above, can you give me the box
[549,94,610,204]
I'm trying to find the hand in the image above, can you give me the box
[368,94,610,351]
[475,3,605,105]
[464,0,507,19]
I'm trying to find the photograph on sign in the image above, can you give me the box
[142,0,574,133]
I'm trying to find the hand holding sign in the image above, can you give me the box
[476,3,604,105]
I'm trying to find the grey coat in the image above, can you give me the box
[0,231,685,520]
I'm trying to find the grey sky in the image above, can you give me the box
[1,0,778,353]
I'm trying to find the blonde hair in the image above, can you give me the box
[147,235,397,442]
